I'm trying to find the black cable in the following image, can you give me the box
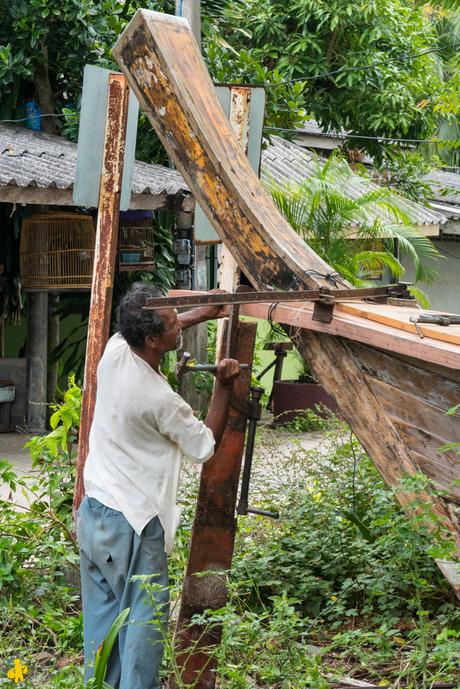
[267,302,286,338]
[263,127,443,144]
[288,269,349,290]
[262,41,460,87]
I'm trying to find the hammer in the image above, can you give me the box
[176,351,250,380]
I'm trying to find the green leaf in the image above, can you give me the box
[93,608,130,689]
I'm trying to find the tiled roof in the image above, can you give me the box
[0,124,189,198]
[262,136,447,228]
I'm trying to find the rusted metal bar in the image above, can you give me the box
[172,320,257,689]
[145,284,409,310]
[73,73,130,514]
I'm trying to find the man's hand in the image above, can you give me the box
[214,358,241,385]
[178,289,230,330]
[197,289,230,320]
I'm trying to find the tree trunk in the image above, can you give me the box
[35,44,56,135]
[47,293,59,414]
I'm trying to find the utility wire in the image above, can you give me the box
[0,112,454,148]
[262,41,460,87]
[263,127,443,144]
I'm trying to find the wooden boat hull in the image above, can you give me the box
[113,10,460,594]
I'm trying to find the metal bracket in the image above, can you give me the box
[312,292,335,323]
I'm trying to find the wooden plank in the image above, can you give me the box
[349,342,460,404]
[113,10,335,293]
[338,302,460,346]
[74,74,130,513]
[239,301,460,371]
[0,186,74,206]
[216,87,252,357]
[408,451,460,503]
[0,185,185,211]
[366,377,460,444]
[391,420,460,474]
[295,330,460,551]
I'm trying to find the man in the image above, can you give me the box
[77,283,240,689]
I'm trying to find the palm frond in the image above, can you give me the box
[268,153,440,289]
[379,225,441,283]
[351,250,404,280]
[408,285,431,309]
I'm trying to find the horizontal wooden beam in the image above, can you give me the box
[0,185,191,211]
[167,289,460,370]
[240,301,460,371]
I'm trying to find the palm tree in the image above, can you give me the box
[263,153,442,395]
[266,154,440,292]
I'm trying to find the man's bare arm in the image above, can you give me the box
[205,359,240,449]
[178,290,230,330]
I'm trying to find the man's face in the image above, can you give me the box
[158,309,182,352]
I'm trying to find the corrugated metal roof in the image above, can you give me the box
[299,119,345,139]
[262,136,447,227]
[429,201,460,220]
[0,124,189,198]
[424,170,460,206]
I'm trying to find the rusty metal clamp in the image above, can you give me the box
[236,386,279,520]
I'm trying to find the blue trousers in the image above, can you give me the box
[77,496,169,689]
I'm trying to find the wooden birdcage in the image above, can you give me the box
[119,210,155,272]
[20,212,95,290]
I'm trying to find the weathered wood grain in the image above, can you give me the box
[367,378,460,444]
[113,10,334,292]
[113,10,460,596]
[408,450,460,503]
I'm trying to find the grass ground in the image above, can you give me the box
[1,410,459,688]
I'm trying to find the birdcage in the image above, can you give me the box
[118,210,155,272]
[20,212,95,290]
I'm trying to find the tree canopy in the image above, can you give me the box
[0,0,457,162]
[204,0,453,155]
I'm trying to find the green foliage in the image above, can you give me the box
[374,148,437,202]
[274,407,333,432]
[2,385,460,687]
[268,153,440,288]
[157,418,460,688]
[0,377,83,684]
[426,9,460,168]
[87,608,130,689]
[204,0,444,155]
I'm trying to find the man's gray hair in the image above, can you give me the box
[117,283,166,348]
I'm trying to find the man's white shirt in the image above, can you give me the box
[83,333,215,553]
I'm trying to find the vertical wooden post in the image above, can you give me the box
[172,321,257,689]
[26,291,48,432]
[73,73,130,513]
[216,87,252,354]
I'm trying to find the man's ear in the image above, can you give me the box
[144,334,158,349]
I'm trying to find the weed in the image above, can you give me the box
[1,386,459,688]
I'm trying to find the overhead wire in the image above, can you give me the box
[0,113,76,125]
[261,40,460,87]
[262,127,442,144]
